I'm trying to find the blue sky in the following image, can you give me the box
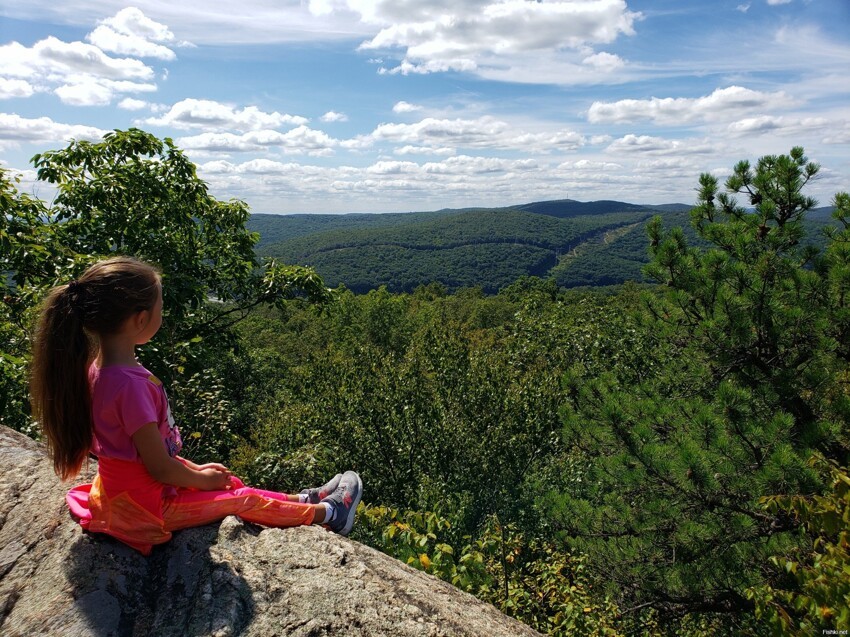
[1,0,849,213]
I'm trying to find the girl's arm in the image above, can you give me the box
[132,423,231,490]
[177,456,231,475]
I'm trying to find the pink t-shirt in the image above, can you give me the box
[89,365,182,462]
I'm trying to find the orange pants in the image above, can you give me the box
[66,458,315,555]
[161,477,315,531]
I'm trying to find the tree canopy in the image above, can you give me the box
[555,147,850,620]
[1,128,329,437]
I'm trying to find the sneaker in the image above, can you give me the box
[300,473,342,504]
[320,470,363,536]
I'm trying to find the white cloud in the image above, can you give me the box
[363,1,637,51]
[53,76,157,106]
[321,110,348,122]
[194,151,630,212]
[823,130,850,145]
[633,157,704,176]
[378,58,478,76]
[364,116,584,153]
[370,116,506,146]
[393,145,455,156]
[199,153,538,199]
[1,37,154,82]
[558,159,623,171]
[0,31,160,105]
[86,25,176,61]
[178,125,338,155]
[726,115,782,134]
[422,155,538,175]
[178,132,269,152]
[468,22,850,86]
[606,134,719,156]
[588,86,793,125]
[103,8,176,41]
[0,78,34,99]
[726,115,831,137]
[0,113,108,150]
[367,160,419,175]
[188,134,848,213]
[767,0,792,5]
[311,0,641,77]
[582,52,625,72]
[86,8,182,60]
[393,101,422,113]
[54,81,113,106]
[736,3,750,12]
[512,129,586,153]
[4,1,378,46]
[118,97,149,110]
[145,99,309,132]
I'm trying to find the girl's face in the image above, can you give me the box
[136,281,163,345]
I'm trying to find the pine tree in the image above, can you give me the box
[555,148,850,623]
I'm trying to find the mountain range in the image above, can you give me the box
[248,199,836,294]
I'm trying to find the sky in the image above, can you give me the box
[1,0,849,214]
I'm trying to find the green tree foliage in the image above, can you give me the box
[227,286,639,633]
[356,504,624,636]
[296,242,557,294]
[744,190,850,634]
[747,453,850,633]
[0,171,49,434]
[555,147,850,624]
[28,128,329,334]
[231,287,565,532]
[254,202,837,294]
[1,129,328,454]
[260,209,652,293]
[551,210,706,288]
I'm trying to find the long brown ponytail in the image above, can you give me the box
[30,257,161,480]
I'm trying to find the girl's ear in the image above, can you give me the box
[132,308,151,333]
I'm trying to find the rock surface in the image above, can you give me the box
[0,426,541,636]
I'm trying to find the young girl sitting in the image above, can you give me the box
[30,256,362,555]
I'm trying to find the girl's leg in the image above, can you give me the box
[161,484,318,532]
[244,486,300,503]
[230,476,301,503]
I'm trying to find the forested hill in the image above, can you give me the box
[514,199,691,217]
[248,199,835,294]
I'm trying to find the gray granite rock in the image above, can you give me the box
[0,426,542,636]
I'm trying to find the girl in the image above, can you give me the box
[30,256,362,555]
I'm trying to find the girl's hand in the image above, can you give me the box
[134,426,235,491]
[196,462,232,475]
[199,467,232,491]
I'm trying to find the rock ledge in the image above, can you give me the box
[0,426,541,636]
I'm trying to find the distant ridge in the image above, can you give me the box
[808,205,836,221]
[645,203,693,213]
[247,198,837,294]
[248,199,681,248]
[248,198,695,293]
[514,199,656,218]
